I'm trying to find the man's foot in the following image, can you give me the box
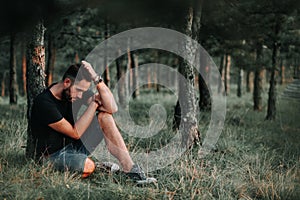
[95,161,120,173]
[125,164,157,185]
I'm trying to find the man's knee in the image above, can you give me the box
[82,158,95,178]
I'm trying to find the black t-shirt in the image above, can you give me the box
[30,83,93,158]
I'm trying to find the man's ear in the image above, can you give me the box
[63,78,72,88]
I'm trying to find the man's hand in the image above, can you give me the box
[94,94,102,107]
[81,60,98,81]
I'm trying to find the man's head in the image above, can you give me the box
[62,64,92,82]
[61,64,92,102]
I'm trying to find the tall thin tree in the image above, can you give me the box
[103,20,111,88]
[116,50,126,107]
[9,32,18,104]
[45,34,56,86]
[253,41,264,111]
[26,21,46,159]
[21,41,27,96]
[266,17,281,120]
[174,0,203,147]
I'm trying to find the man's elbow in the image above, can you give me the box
[72,130,81,140]
[73,135,81,140]
[111,105,118,114]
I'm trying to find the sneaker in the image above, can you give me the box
[95,161,120,173]
[125,164,157,185]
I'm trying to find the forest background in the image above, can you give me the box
[0,0,300,199]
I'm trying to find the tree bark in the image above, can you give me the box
[9,32,18,104]
[21,42,27,96]
[74,52,79,64]
[198,50,211,111]
[237,67,243,97]
[103,21,110,88]
[26,21,46,159]
[1,71,8,97]
[45,34,56,86]
[279,58,285,85]
[128,38,139,99]
[155,52,160,92]
[223,54,231,96]
[116,50,126,107]
[265,44,278,120]
[153,65,157,91]
[127,44,132,96]
[266,20,281,120]
[132,54,139,98]
[174,2,202,147]
[253,42,263,111]
[246,70,252,93]
[147,67,152,89]
[218,55,224,94]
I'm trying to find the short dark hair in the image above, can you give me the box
[62,64,92,82]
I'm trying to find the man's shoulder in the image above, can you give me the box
[35,89,50,101]
[34,89,56,107]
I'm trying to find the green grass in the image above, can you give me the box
[0,88,299,200]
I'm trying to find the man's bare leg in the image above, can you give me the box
[97,112,134,172]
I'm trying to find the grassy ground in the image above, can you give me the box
[0,87,299,200]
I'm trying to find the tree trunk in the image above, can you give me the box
[177,59,199,147]
[293,58,299,79]
[9,32,18,104]
[132,54,139,98]
[45,34,56,86]
[103,65,110,88]
[173,100,181,131]
[223,54,231,96]
[155,52,161,93]
[174,2,202,147]
[127,45,132,96]
[237,67,243,97]
[128,38,139,99]
[279,58,285,85]
[265,45,278,120]
[153,65,157,91]
[253,43,263,111]
[266,20,281,120]
[74,52,79,64]
[26,21,46,159]
[227,55,231,94]
[147,67,152,89]
[116,50,126,107]
[246,70,252,93]
[103,21,110,88]
[218,55,224,94]
[1,71,8,97]
[21,42,27,96]
[198,50,211,111]
[156,65,161,92]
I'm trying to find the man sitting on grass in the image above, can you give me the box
[30,60,156,184]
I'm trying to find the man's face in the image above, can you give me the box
[62,79,91,102]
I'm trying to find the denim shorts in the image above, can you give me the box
[46,142,89,173]
[45,117,104,173]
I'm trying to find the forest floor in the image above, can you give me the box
[0,86,299,200]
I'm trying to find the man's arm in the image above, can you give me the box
[49,97,99,140]
[81,60,118,114]
[95,82,118,114]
